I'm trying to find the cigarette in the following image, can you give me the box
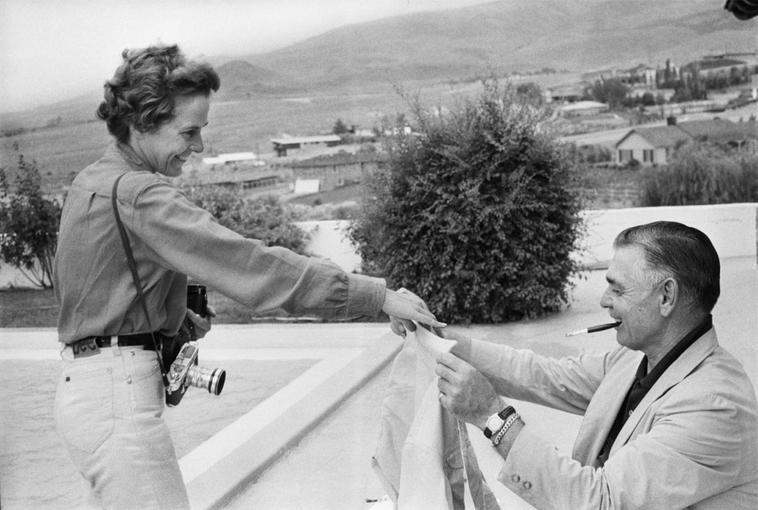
[566,321,622,337]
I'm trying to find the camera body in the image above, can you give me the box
[187,283,208,316]
[163,284,226,407]
[165,340,226,406]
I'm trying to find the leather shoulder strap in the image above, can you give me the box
[111,173,168,382]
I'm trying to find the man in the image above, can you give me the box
[435,221,758,509]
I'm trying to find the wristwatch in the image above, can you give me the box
[483,405,515,439]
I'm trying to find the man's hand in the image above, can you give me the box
[186,305,216,340]
[384,288,445,337]
[439,327,473,361]
[436,351,502,429]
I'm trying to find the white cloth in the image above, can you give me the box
[373,327,500,510]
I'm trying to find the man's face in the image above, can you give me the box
[600,245,666,352]
[132,93,210,177]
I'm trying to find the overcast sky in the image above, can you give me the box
[0,0,492,113]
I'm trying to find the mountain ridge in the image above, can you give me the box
[227,0,755,91]
[3,0,755,119]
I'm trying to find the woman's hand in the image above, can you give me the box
[435,351,502,429]
[383,288,445,338]
[186,305,216,339]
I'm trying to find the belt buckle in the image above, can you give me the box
[72,337,101,358]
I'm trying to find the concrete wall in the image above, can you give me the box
[297,204,757,273]
[298,203,757,273]
[578,203,757,267]
[2,204,756,289]
[295,220,362,272]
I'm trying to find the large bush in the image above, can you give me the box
[640,142,758,206]
[0,145,61,288]
[350,81,584,323]
[180,183,309,254]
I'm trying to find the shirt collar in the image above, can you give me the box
[636,314,713,391]
[114,141,149,172]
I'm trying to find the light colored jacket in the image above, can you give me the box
[467,328,758,509]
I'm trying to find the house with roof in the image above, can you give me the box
[201,152,265,169]
[680,58,751,85]
[614,118,758,166]
[556,100,609,118]
[182,166,282,192]
[289,151,386,192]
[271,135,342,157]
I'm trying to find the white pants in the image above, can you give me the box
[55,343,189,509]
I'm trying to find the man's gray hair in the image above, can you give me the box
[614,221,720,313]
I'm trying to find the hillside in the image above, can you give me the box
[214,60,302,98]
[3,0,754,123]
[1,0,755,194]
[239,0,756,89]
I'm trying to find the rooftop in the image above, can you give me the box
[616,118,757,148]
[290,151,386,168]
[271,135,342,145]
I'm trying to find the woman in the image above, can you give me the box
[53,43,442,509]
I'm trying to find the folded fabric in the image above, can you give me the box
[373,327,500,510]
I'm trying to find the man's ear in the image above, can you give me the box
[659,278,678,317]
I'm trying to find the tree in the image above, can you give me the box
[0,144,62,288]
[350,80,585,323]
[180,183,309,254]
[640,142,758,206]
[587,78,629,109]
[515,82,545,107]
[332,118,349,135]
[640,92,656,106]
[672,68,707,102]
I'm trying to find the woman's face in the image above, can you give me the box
[130,94,210,177]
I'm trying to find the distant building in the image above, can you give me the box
[617,64,657,87]
[614,118,758,167]
[271,135,342,157]
[681,58,750,81]
[202,152,264,167]
[547,84,584,103]
[182,165,281,192]
[556,100,609,118]
[293,179,320,195]
[289,151,386,192]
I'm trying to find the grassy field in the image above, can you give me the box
[1,81,470,195]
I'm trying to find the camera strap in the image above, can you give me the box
[111,173,169,387]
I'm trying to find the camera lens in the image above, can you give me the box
[186,365,226,395]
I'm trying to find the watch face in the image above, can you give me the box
[486,413,505,433]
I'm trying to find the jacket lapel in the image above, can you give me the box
[572,349,643,465]
[610,329,719,453]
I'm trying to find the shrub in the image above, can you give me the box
[350,80,585,323]
[0,145,61,288]
[640,143,758,206]
[180,183,309,254]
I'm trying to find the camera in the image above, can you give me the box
[187,283,208,316]
[165,341,226,406]
[163,284,227,407]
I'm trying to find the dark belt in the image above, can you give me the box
[70,333,160,357]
